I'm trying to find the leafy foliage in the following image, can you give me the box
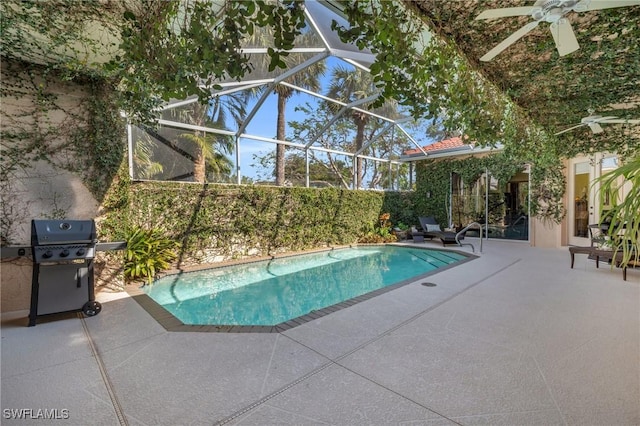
[281,99,414,190]
[0,58,126,233]
[0,0,122,75]
[358,220,398,244]
[597,155,640,269]
[4,0,636,247]
[124,226,179,285]
[112,0,306,123]
[335,1,523,147]
[409,0,640,157]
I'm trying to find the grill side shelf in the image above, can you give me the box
[0,246,32,259]
[96,242,127,252]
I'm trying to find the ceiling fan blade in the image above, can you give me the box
[476,6,536,20]
[480,21,540,62]
[600,119,640,124]
[581,0,640,12]
[555,123,585,135]
[588,123,604,133]
[593,116,619,122]
[550,19,579,57]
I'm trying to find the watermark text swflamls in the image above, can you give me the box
[3,408,69,420]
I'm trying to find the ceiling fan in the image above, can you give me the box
[475,0,640,62]
[555,110,640,135]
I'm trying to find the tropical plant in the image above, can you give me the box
[124,227,179,285]
[358,223,397,244]
[395,221,409,231]
[358,212,397,243]
[133,131,164,179]
[178,130,234,183]
[596,155,640,268]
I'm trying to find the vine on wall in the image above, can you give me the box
[118,182,394,266]
[0,59,126,243]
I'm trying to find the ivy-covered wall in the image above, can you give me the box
[414,152,567,227]
[110,181,413,267]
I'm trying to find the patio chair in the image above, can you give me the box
[569,222,638,280]
[568,223,608,267]
[414,216,464,246]
[571,246,638,281]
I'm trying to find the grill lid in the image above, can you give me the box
[31,219,97,246]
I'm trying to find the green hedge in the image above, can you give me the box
[118,182,418,263]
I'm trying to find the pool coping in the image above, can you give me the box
[126,244,477,333]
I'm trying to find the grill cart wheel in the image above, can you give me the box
[82,301,102,317]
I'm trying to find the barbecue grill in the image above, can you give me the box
[29,219,101,326]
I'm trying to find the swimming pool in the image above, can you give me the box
[140,246,471,329]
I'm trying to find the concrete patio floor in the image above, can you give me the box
[2,240,638,425]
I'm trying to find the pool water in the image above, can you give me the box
[143,246,468,326]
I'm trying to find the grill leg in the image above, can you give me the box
[28,262,39,327]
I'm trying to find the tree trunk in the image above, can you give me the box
[193,137,206,183]
[192,103,207,183]
[355,116,366,188]
[275,93,287,186]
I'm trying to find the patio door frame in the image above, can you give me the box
[567,153,618,246]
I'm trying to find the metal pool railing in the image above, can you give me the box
[456,222,483,253]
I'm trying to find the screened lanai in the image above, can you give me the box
[128,0,439,190]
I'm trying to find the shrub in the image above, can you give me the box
[124,227,179,285]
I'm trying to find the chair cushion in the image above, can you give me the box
[425,224,441,232]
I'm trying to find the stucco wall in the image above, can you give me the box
[530,217,562,248]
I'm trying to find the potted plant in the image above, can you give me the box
[393,221,410,240]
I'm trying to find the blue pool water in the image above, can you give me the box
[144,246,468,326]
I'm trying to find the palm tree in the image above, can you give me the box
[244,26,326,185]
[132,132,164,179]
[166,92,248,183]
[327,66,400,188]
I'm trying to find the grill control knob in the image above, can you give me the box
[42,250,53,259]
[60,249,70,258]
[76,248,86,256]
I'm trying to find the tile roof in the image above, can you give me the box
[403,136,469,156]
